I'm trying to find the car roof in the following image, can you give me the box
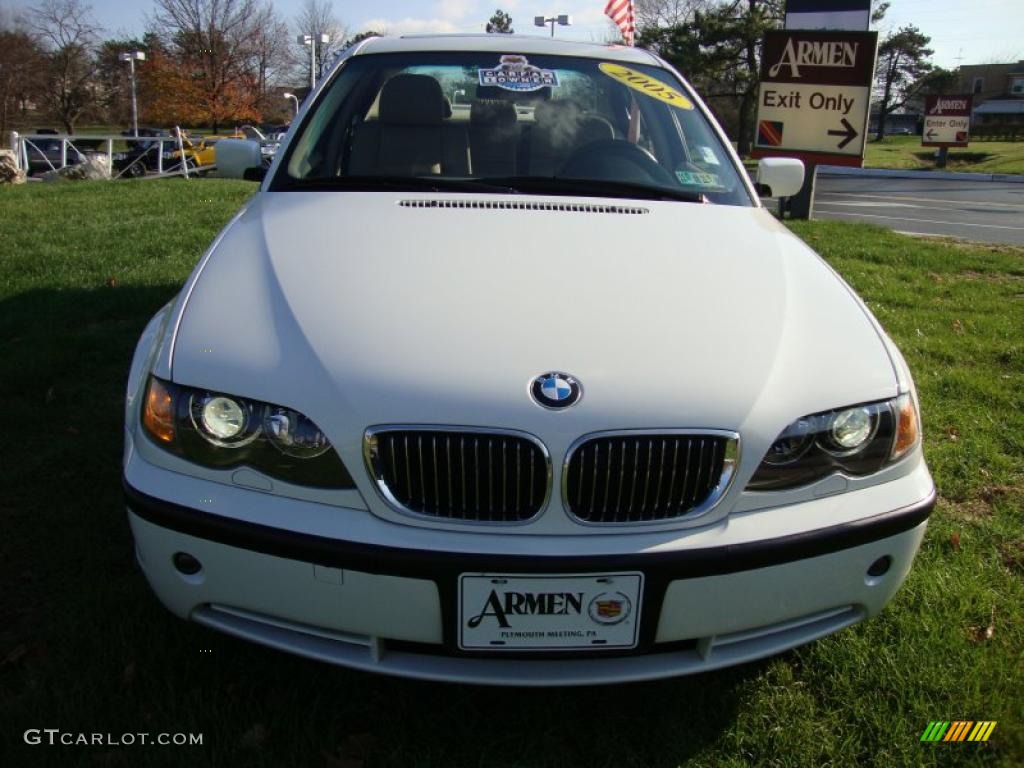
[354,34,660,67]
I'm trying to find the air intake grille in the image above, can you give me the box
[564,434,736,523]
[398,199,649,215]
[365,429,549,522]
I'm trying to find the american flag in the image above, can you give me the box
[604,0,635,46]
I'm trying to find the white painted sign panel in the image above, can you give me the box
[785,0,871,31]
[757,83,868,156]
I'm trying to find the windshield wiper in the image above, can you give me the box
[285,175,519,194]
[477,176,706,204]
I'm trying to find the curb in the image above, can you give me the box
[817,165,1024,183]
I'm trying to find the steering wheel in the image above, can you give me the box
[559,139,678,187]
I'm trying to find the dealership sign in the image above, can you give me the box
[753,29,878,167]
[785,0,871,31]
[923,94,972,148]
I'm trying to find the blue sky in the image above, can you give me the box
[32,0,1024,70]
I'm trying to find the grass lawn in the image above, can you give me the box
[1,180,1022,767]
[864,136,1024,174]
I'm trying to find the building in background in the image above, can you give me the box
[958,60,1024,130]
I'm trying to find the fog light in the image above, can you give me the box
[867,555,892,577]
[172,552,202,575]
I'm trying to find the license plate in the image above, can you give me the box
[458,572,643,651]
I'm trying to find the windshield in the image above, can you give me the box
[272,51,752,206]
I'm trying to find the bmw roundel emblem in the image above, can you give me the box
[531,372,582,410]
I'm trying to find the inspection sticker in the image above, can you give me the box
[675,170,721,187]
[479,55,559,92]
[599,63,693,109]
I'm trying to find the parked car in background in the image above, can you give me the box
[24,129,85,176]
[126,35,934,686]
[236,124,282,165]
[112,129,173,178]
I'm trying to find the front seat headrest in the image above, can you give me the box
[379,74,447,125]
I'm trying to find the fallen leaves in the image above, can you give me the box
[998,540,1024,575]
[968,607,996,644]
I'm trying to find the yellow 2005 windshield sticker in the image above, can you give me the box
[599,63,693,109]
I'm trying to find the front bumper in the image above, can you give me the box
[125,472,934,685]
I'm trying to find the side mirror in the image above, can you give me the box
[756,157,805,198]
[215,138,263,180]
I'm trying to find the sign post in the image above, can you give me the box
[752,29,878,218]
[922,94,972,168]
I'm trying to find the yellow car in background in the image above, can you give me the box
[168,132,244,172]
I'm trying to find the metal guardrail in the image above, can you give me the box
[9,127,209,180]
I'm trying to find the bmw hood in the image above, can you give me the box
[169,192,897,464]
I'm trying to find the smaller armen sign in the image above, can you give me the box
[923,94,972,148]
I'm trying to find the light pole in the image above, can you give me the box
[533,14,572,37]
[119,50,146,137]
[298,33,331,90]
[283,92,299,116]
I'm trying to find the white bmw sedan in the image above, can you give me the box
[123,34,935,685]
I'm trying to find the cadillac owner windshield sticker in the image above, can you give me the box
[479,55,560,92]
[598,62,694,109]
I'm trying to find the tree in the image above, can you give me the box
[248,1,291,113]
[151,0,264,131]
[0,27,46,142]
[293,0,346,85]
[341,30,381,49]
[871,1,890,25]
[635,0,710,29]
[916,66,958,98]
[873,25,934,140]
[27,0,100,133]
[485,9,513,34]
[639,0,783,155]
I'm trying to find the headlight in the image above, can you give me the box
[191,393,260,446]
[162,151,175,159]
[141,376,354,488]
[113,152,127,161]
[747,394,920,491]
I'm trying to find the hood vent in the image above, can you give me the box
[398,199,649,215]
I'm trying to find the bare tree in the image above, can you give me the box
[249,1,291,111]
[151,0,264,131]
[293,0,346,85]
[26,0,100,133]
[635,0,710,30]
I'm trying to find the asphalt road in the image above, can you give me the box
[812,174,1024,246]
